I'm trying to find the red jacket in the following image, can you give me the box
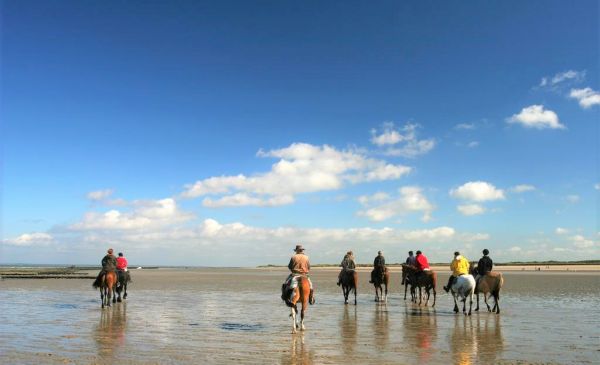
[415,254,430,271]
[116,257,128,270]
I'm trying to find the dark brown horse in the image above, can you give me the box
[470,263,503,314]
[401,264,417,302]
[115,270,131,302]
[93,271,117,308]
[340,269,358,305]
[401,264,437,307]
[372,267,389,302]
[286,275,311,334]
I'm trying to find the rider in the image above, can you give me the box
[443,251,470,292]
[476,249,493,283]
[415,250,430,276]
[405,250,417,266]
[369,251,386,284]
[285,244,315,305]
[337,250,356,286]
[93,248,117,287]
[116,252,130,283]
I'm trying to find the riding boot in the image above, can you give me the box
[443,275,454,292]
[309,289,315,305]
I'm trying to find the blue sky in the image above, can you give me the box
[2,0,598,266]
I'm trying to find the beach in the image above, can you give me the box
[1,267,599,364]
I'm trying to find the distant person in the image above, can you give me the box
[415,250,430,276]
[443,251,469,292]
[405,250,417,266]
[370,251,386,284]
[337,251,356,286]
[93,248,117,287]
[285,245,315,305]
[475,249,493,283]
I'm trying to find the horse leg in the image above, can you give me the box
[111,285,116,304]
[404,283,408,300]
[291,306,297,334]
[475,292,480,311]
[484,293,491,312]
[384,284,387,303]
[100,288,105,308]
[494,290,500,314]
[343,286,348,304]
[462,297,467,314]
[468,293,473,316]
[418,286,422,306]
[432,287,436,308]
[300,305,306,331]
[354,286,357,306]
[123,282,127,299]
[453,294,459,313]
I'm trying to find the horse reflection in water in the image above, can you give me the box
[281,334,314,365]
[450,315,504,365]
[403,306,438,363]
[340,306,358,355]
[373,302,389,350]
[94,303,127,362]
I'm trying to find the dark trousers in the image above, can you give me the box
[445,275,457,288]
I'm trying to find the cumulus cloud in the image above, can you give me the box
[555,227,569,235]
[87,189,114,201]
[181,143,411,206]
[450,181,505,202]
[457,204,486,216]
[370,123,435,158]
[507,105,565,130]
[357,186,434,222]
[539,70,586,88]
[510,184,536,193]
[569,87,600,108]
[571,235,594,248]
[357,192,390,206]
[71,198,193,230]
[3,232,53,246]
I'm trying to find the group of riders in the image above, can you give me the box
[281,244,495,305]
[93,248,131,288]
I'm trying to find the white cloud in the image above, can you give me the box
[595,184,600,190]
[450,181,505,202]
[71,198,193,230]
[358,186,434,222]
[3,232,53,246]
[539,70,586,88]
[454,123,475,130]
[509,246,522,252]
[569,87,600,108]
[507,105,565,130]
[555,227,569,235]
[565,195,580,204]
[357,192,390,205]
[571,235,594,248]
[457,204,486,216]
[87,189,114,201]
[181,143,412,206]
[510,184,536,193]
[371,123,435,158]
[467,141,479,148]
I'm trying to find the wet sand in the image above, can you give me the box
[1,268,598,364]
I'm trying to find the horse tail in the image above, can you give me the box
[92,272,104,289]
[431,271,437,289]
[493,273,503,298]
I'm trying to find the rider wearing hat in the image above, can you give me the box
[337,250,356,286]
[443,251,470,292]
[285,244,315,305]
[475,249,493,284]
[369,251,386,284]
[93,248,118,287]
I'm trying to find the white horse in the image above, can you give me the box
[450,274,476,316]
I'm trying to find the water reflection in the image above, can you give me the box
[94,303,127,361]
[403,305,438,363]
[340,306,357,354]
[373,303,389,349]
[449,314,504,365]
[474,315,503,363]
[281,334,314,365]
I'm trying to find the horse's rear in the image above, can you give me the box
[93,271,117,308]
[290,276,310,334]
[340,269,358,305]
[373,267,389,302]
[451,274,475,315]
[476,272,503,314]
[116,270,131,302]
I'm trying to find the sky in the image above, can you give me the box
[1,0,598,266]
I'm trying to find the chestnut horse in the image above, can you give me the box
[401,264,437,307]
[285,275,310,334]
[340,269,358,305]
[93,271,117,308]
[372,267,389,302]
[470,263,504,314]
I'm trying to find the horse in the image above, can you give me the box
[371,266,389,302]
[401,264,416,302]
[450,274,476,315]
[93,271,117,308]
[401,264,437,307]
[283,275,311,334]
[115,270,131,302]
[340,269,358,305]
[470,263,503,314]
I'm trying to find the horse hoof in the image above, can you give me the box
[117,298,122,303]
[475,308,479,312]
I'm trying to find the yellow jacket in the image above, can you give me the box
[450,255,470,276]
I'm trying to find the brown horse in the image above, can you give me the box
[340,269,358,305]
[287,276,310,334]
[372,267,389,302]
[401,264,417,302]
[470,263,503,314]
[401,264,437,307]
[93,271,117,308]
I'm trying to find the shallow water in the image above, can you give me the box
[1,268,598,364]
